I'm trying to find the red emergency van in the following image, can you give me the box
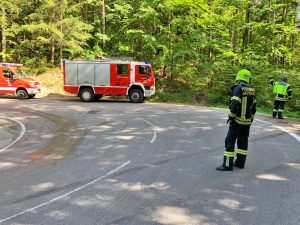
[0,63,42,99]
[63,58,155,103]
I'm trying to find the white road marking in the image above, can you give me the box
[0,116,26,153]
[256,119,300,142]
[0,161,131,224]
[137,118,157,143]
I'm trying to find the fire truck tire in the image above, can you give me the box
[79,88,94,102]
[16,89,28,100]
[28,94,36,99]
[129,89,144,103]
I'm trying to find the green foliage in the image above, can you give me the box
[152,78,197,104]
[0,0,300,118]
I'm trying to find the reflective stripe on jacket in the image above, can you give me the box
[228,81,256,126]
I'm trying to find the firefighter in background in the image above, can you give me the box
[270,77,292,119]
[216,69,256,171]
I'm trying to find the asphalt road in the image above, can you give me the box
[0,97,299,225]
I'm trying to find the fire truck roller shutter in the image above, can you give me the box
[95,64,110,86]
[78,63,95,85]
[65,63,78,85]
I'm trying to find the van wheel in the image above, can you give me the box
[129,89,143,103]
[28,94,36,99]
[17,90,28,100]
[79,88,94,102]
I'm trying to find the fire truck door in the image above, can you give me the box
[110,64,130,87]
[0,69,15,94]
[135,65,150,83]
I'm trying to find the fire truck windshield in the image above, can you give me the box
[14,70,30,79]
[139,65,151,77]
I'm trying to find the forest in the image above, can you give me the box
[1,0,300,117]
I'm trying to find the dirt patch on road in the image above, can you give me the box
[257,114,300,136]
[28,111,86,162]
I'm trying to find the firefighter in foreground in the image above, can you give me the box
[216,69,256,171]
[270,76,292,119]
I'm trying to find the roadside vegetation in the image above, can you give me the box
[1,0,300,118]
[29,68,65,98]
[153,66,300,118]
[31,66,300,120]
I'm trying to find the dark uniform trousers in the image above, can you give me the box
[225,121,250,167]
[273,100,285,118]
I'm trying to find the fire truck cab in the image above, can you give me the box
[0,63,42,99]
[63,58,155,103]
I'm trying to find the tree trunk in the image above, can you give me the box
[231,11,238,53]
[102,0,106,48]
[51,36,55,65]
[1,8,7,62]
[60,44,63,69]
[272,8,276,64]
[162,65,167,77]
[60,12,63,69]
[280,4,289,66]
[208,25,212,60]
[169,12,173,79]
[242,3,251,52]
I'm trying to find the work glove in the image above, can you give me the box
[227,116,235,124]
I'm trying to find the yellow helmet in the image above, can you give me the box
[236,69,252,84]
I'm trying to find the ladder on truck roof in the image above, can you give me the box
[64,57,134,63]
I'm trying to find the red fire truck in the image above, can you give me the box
[0,63,42,99]
[63,58,155,103]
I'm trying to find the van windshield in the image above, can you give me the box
[15,70,30,78]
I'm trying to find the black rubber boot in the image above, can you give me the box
[216,156,233,171]
[234,158,246,169]
[235,153,246,169]
[278,112,284,119]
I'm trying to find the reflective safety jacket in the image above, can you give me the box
[228,81,256,126]
[270,80,292,101]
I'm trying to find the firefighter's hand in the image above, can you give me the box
[227,116,235,123]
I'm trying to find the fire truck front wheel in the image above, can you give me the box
[79,88,94,102]
[16,89,28,100]
[129,89,144,103]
